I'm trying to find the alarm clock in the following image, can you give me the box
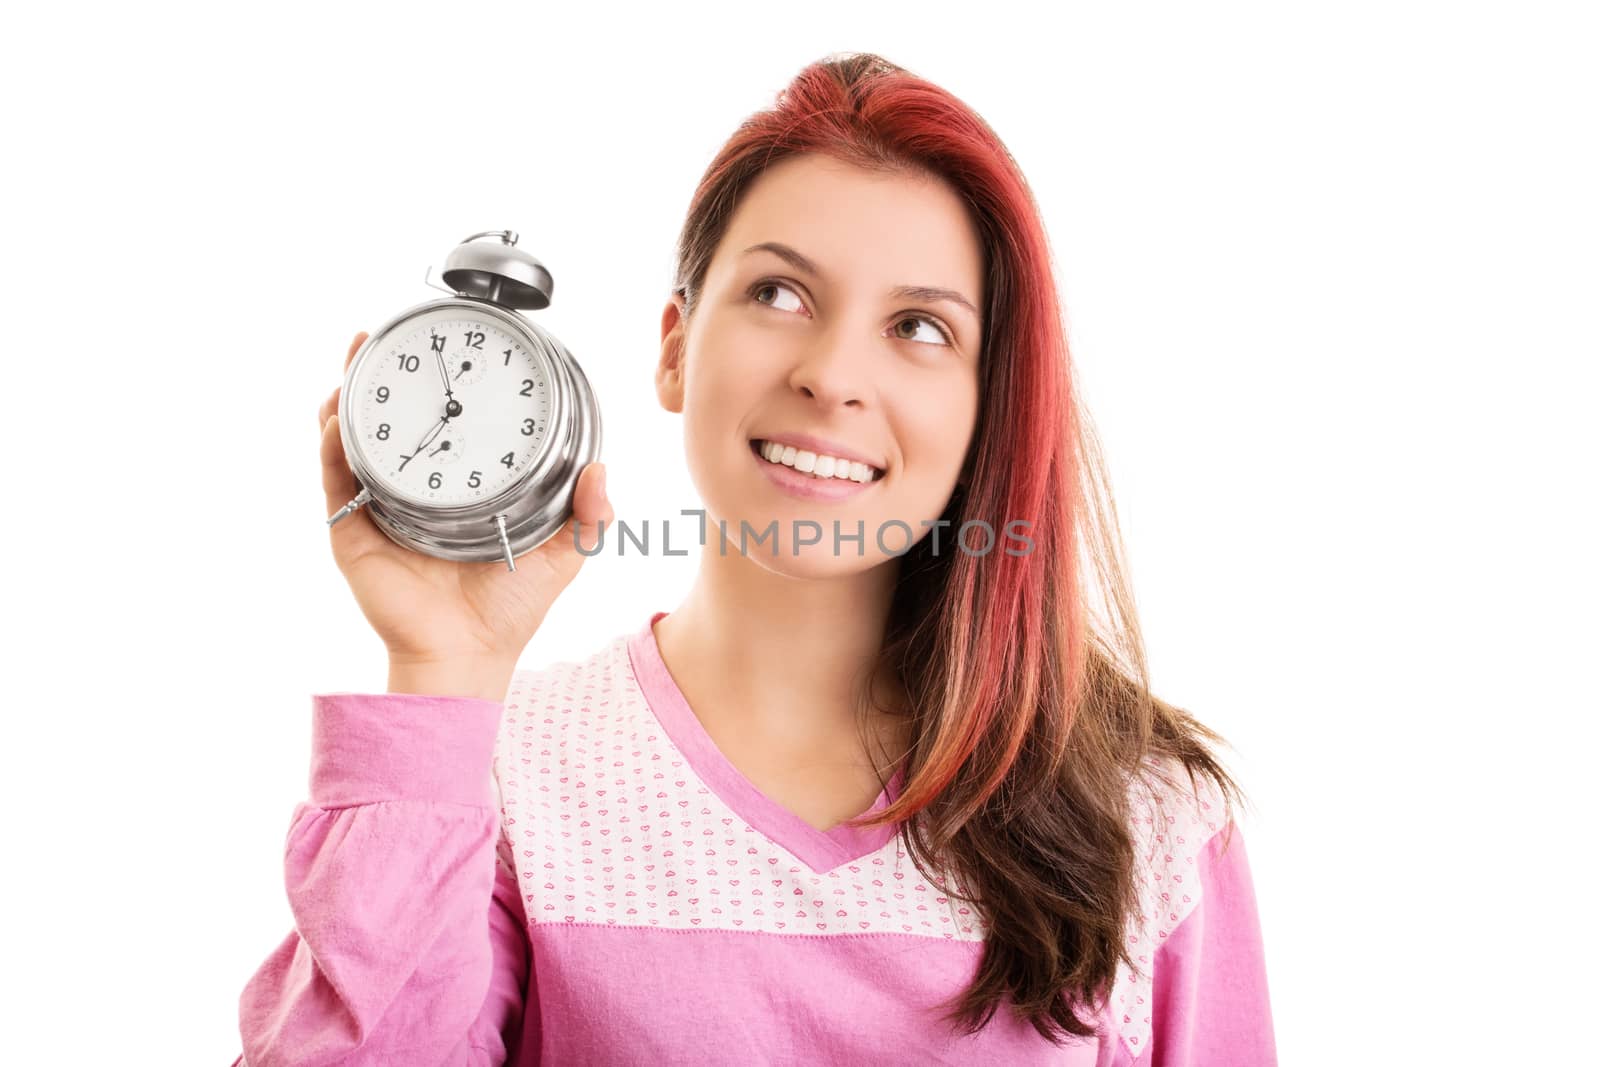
[325,229,601,571]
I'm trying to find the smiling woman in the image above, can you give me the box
[233,50,1276,1067]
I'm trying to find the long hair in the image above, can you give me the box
[668,52,1247,1045]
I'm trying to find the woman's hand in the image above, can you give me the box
[317,331,613,681]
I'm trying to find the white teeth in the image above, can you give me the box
[755,440,881,482]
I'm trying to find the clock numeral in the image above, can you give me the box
[519,379,534,396]
[376,423,391,440]
[468,470,482,488]
[521,418,536,436]
[375,386,390,403]
[430,333,445,354]
[500,451,515,469]
[503,348,512,366]
[462,331,485,349]
[396,354,420,372]
[428,472,442,489]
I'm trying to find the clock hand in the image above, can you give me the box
[398,414,450,472]
[427,440,452,458]
[434,347,455,402]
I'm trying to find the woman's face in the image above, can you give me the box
[657,152,985,577]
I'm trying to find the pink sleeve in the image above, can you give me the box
[1149,823,1277,1067]
[230,692,529,1067]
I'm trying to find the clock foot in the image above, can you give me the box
[494,514,516,571]
[327,487,373,527]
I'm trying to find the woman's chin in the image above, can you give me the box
[744,547,893,580]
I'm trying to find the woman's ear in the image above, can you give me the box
[655,292,688,414]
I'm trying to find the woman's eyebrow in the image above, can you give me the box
[742,241,980,320]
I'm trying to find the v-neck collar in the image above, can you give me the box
[625,610,905,875]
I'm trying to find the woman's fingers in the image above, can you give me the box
[319,412,389,560]
[318,385,339,432]
[320,333,367,431]
[319,331,387,553]
[320,413,357,518]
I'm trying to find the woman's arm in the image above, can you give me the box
[230,691,529,1066]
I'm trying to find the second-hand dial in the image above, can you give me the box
[446,349,488,386]
[398,412,452,472]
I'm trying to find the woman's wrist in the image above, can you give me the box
[386,653,516,703]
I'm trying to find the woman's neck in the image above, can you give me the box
[653,547,908,760]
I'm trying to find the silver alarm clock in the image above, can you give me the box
[325,229,601,571]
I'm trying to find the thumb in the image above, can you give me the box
[571,462,613,552]
[527,462,612,575]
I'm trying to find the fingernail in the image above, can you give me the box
[598,465,607,498]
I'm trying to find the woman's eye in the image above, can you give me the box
[750,280,805,314]
[891,315,953,347]
[748,279,954,347]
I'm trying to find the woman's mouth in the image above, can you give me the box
[750,438,885,482]
[749,438,885,501]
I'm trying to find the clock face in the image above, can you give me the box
[349,309,552,506]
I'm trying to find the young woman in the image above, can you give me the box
[234,52,1276,1065]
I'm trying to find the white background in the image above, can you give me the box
[3,2,1593,1063]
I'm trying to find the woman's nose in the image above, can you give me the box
[787,334,870,409]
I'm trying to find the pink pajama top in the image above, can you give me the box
[232,610,1276,1065]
